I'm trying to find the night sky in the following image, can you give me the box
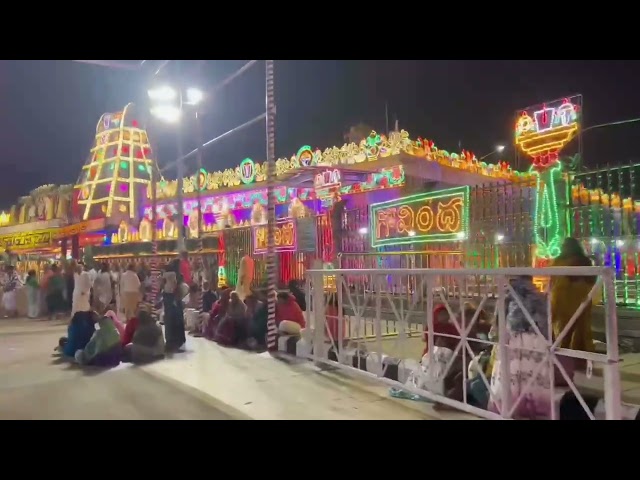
[0,60,638,207]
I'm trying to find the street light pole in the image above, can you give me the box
[265,59,278,352]
[175,88,186,252]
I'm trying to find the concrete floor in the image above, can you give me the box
[0,318,475,420]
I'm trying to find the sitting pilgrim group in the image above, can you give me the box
[184,256,306,350]
[54,254,307,367]
[403,238,601,419]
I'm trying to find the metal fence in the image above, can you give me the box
[303,266,622,420]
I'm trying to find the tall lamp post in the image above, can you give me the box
[148,85,204,252]
[265,60,278,352]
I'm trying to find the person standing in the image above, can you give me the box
[552,237,596,354]
[64,260,77,313]
[2,266,21,318]
[71,264,92,317]
[179,251,192,286]
[111,264,121,317]
[46,265,66,320]
[93,263,113,313]
[40,264,53,316]
[163,260,187,352]
[25,269,40,319]
[121,263,141,320]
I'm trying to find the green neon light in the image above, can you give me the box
[369,186,469,248]
[239,158,256,184]
[296,145,314,166]
[531,164,562,259]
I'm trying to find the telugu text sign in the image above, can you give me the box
[0,230,54,250]
[253,219,297,254]
[369,187,469,247]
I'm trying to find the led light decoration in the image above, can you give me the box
[152,130,527,201]
[74,103,156,223]
[239,158,256,184]
[515,96,580,171]
[296,145,314,167]
[531,164,563,259]
[253,218,297,253]
[369,186,469,248]
[514,96,581,262]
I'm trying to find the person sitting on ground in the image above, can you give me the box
[186,283,200,309]
[121,309,139,347]
[74,313,122,367]
[203,287,231,340]
[247,294,268,350]
[184,283,202,333]
[202,281,217,314]
[275,291,306,335]
[422,304,455,357]
[56,310,96,358]
[487,275,555,419]
[122,306,165,364]
[288,279,306,312]
[415,304,490,408]
[104,307,126,339]
[214,291,249,346]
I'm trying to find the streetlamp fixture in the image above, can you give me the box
[148,84,204,251]
[478,145,505,162]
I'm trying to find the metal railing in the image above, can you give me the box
[303,266,622,420]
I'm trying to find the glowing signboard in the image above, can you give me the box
[515,95,581,170]
[0,230,54,250]
[253,218,297,253]
[314,169,341,190]
[370,186,469,247]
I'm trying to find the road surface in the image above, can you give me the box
[0,318,474,420]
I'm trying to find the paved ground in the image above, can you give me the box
[0,318,475,420]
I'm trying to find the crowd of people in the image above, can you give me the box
[39,251,310,368]
[1,237,601,418]
[411,237,597,419]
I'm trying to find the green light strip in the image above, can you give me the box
[531,164,562,259]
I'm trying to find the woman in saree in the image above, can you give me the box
[74,314,122,367]
[214,292,248,346]
[104,308,125,338]
[551,237,595,353]
[56,310,96,358]
[162,261,187,352]
[203,287,231,340]
[122,308,165,364]
[488,275,552,418]
[46,265,66,320]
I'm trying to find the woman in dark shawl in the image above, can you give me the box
[162,260,187,352]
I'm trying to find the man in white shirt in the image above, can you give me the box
[121,263,141,320]
[88,266,98,287]
[72,264,92,316]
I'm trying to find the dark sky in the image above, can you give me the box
[0,60,638,207]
